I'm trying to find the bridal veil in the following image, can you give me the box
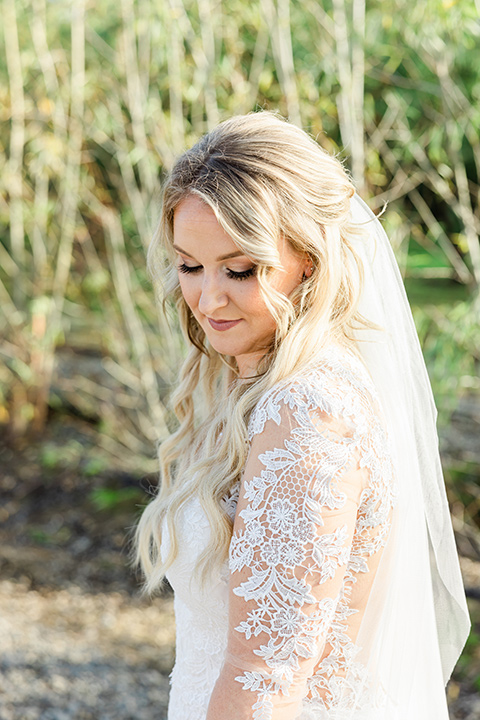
[345,194,470,717]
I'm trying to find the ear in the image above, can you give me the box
[302,259,313,278]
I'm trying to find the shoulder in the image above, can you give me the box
[248,345,380,441]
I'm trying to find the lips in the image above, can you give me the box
[207,318,242,331]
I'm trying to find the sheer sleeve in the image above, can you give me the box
[206,373,374,720]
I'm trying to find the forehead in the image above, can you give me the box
[173,196,243,255]
[174,196,219,227]
[172,195,300,269]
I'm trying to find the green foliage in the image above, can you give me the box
[28,525,72,547]
[413,299,480,426]
[40,439,85,470]
[83,456,109,477]
[453,627,480,679]
[0,0,478,458]
[89,486,145,512]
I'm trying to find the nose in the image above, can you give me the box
[198,274,228,316]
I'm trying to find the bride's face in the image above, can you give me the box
[173,196,308,377]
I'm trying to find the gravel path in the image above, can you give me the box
[0,580,174,720]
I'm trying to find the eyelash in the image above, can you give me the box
[178,263,256,281]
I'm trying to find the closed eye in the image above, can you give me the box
[178,262,202,274]
[225,266,256,280]
[178,263,257,280]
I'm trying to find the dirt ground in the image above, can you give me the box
[0,417,175,720]
[0,581,173,720]
[1,415,479,720]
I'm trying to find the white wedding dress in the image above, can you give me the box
[161,344,451,720]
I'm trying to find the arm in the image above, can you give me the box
[207,383,368,720]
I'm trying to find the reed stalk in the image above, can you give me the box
[3,0,26,285]
[260,0,301,126]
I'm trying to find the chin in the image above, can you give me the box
[209,340,246,357]
[204,334,246,357]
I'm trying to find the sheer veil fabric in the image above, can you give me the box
[346,195,470,716]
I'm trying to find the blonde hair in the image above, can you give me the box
[136,111,371,593]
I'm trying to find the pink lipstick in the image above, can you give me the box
[207,318,242,331]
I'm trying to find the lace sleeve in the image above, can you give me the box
[206,373,373,720]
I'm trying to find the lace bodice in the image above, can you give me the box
[163,346,396,720]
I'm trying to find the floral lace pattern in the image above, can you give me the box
[226,347,396,719]
[164,346,396,720]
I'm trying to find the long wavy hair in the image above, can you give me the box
[135,111,373,593]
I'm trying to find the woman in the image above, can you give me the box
[136,112,469,720]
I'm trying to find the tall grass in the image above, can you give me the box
[0,0,478,471]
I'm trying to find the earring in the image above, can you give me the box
[302,265,313,281]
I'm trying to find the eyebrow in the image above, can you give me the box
[172,244,246,261]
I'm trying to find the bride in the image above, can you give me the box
[136,112,469,719]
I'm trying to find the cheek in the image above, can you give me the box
[273,267,303,297]
[242,285,276,327]
[235,283,261,312]
[178,276,199,312]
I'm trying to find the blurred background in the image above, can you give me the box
[0,0,479,718]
